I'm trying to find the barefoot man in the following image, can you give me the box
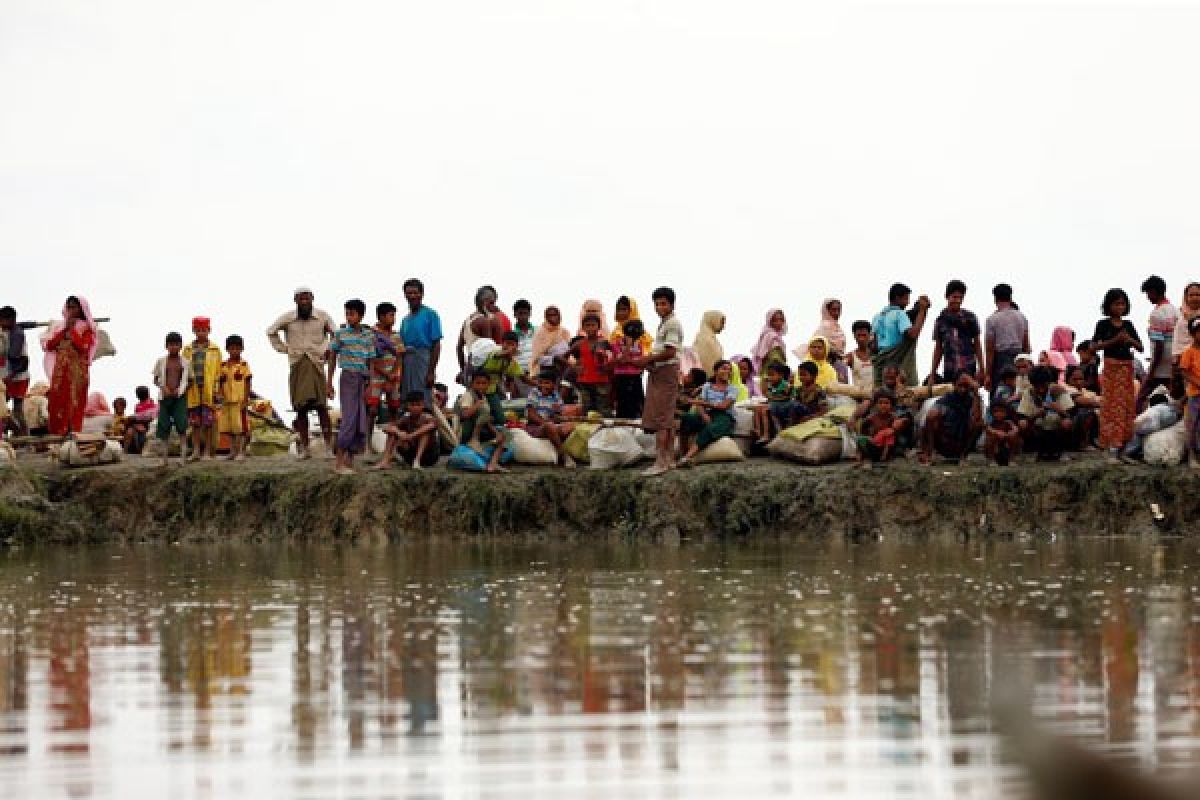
[266,287,336,459]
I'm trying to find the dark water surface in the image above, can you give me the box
[1,536,1199,799]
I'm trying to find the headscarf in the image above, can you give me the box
[577,299,610,337]
[812,298,848,355]
[531,305,571,369]
[610,296,654,353]
[84,392,111,417]
[751,309,788,372]
[1039,350,1069,383]
[731,354,760,398]
[729,355,749,402]
[692,310,726,374]
[1050,326,1079,367]
[796,335,838,389]
[40,296,99,379]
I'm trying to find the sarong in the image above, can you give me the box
[1099,358,1135,449]
[402,347,432,407]
[289,358,327,413]
[872,336,918,388]
[337,371,371,454]
[642,363,679,433]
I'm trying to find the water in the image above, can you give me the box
[0,536,1198,799]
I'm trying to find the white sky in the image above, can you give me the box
[2,1,1199,406]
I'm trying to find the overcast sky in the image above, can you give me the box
[2,1,1198,407]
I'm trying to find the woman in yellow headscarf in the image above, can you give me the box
[611,295,653,352]
[796,335,838,389]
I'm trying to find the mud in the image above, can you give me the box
[0,457,1196,543]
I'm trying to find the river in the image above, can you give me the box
[0,536,1197,798]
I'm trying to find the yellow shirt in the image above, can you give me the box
[182,341,223,408]
[219,359,253,407]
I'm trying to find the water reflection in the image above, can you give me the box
[0,538,1198,798]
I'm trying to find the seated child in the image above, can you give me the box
[479,331,525,417]
[375,391,439,469]
[676,368,709,416]
[108,397,129,441]
[678,360,739,466]
[985,401,1021,466]
[457,372,508,473]
[525,370,578,468]
[611,320,646,420]
[753,362,793,444]
[791,361,828,424]
[856,389,900,466]
[989,366,1020,421]
[1017,365,1075,461]
[1064,365,1100,450]
[125,386,157,454]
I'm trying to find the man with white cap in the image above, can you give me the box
[267,287,336,458]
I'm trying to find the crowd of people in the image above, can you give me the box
[2,274,1200,476]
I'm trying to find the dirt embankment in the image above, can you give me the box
[0,458,1196,544]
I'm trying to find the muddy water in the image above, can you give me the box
[0,537,1198,799]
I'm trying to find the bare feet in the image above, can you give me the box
[641,464,669,477]
[234,453,246,462]
[334,466,355,476]
[485,464,509,474]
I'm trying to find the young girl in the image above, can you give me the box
[856,390,899,467]
[611,319,647,419]
[985,401,1020,466]
[753,362,793,444]
[678,360,738,466]
[1092,288,1144,462]
[751,309,788,385]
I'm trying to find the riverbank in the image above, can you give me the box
[2,453,1198,543]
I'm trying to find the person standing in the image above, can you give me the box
[870,283,930,387]
[456,285,508,385]
[984,283,1030,389]
[182,317,223,461]
[266,287,336,458]
[40,295,98,436]
[929,280,983,384]
[1092,288,1143,462]
[399,279,443,408]
[0,307,30,436]
[328,299,387,475]
[1138,274,1179,404]
[639,287,684,477]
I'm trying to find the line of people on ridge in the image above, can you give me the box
[3,274,1200,474]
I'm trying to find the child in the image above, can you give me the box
[571,314,612,415]
[328,299,389,475]
[611,319,647,419]
[458,371,508,473]
[856,389,899,467]
[109,397,128,441]
[678,360,738,466]
[0,306,30,436]
[526,370,578,468]
[1017,365,1076,461]
[1075,340,1102,394]
[753,362,793,444]
[182,317,223,461]
[218,334,253,461]
[1180,317,1200,469]
[153,332,192,466]
[985,401,1020,466]
[368,302,405,426]
[374,391,439,470]
[847,320,874,389]
[792,361,829,424]
[990,366,1020,418]
[1013,354,1034,393]
[512,299,536,389]
[479,331,525,422]
[125,386,157,454]
[1064,365,1100,450]
[1092,288,1144,462]
[677,367,709,415]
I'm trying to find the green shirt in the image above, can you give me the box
[479,353,523,395]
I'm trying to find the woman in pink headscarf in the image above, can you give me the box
[751,309,788,374]
[811,298,848,356]
[40,295,98,435]
[1049,327,1079,367]
[1038,350,1070,385]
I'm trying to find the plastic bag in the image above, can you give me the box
[509,429,559,466]
[469,339,502,368]
[588,427,643,469]
[59,438,123,468]
[1144,420,1187,466]
[563,422,600,464]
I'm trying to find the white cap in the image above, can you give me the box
[294,286,314,297]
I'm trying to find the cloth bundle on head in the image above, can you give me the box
[1050,327,1079,366]
[40,296,99,379]
[751,309,788,372]
[812,298,847,355]
[577,299,610,337]
[692,311,726,374]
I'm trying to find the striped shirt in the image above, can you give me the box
[330,325,379,374]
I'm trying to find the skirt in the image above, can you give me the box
[642,363,680,433]
[1099,358,1135,449]
[289,358,327,413]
